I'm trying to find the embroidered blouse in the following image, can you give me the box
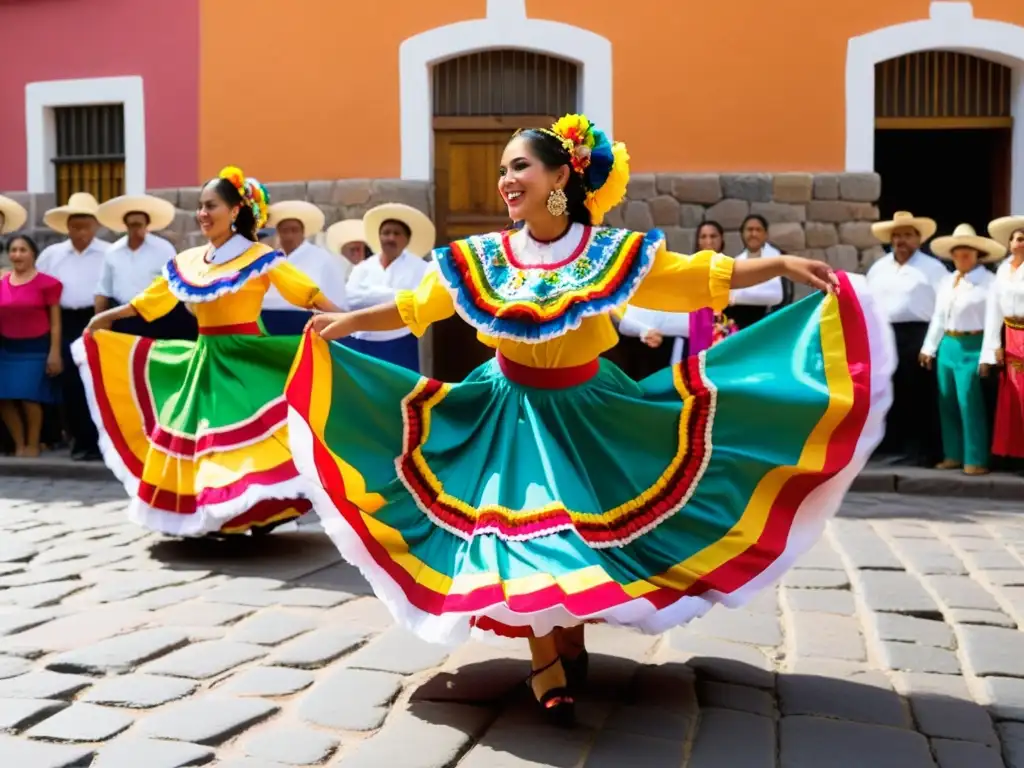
[129,237,327,329]
[395,224,734,369]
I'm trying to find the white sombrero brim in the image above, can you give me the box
[988,216,1024,248]
[931,234,1006,263]
[363,203,436,258]
[266,201,325,235]
[43,206,100,235]
[0,196,28,234]
[96,195,177,233]
[870,217,938,243]
[325,219,368,255]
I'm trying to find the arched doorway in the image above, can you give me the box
[430,49,580,381]
[874,50,1013,238]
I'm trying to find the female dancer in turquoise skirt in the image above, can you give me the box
[287,114,896,726]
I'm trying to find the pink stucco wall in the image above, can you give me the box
[0,0,198,192]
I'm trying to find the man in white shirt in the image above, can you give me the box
[728,214,794,329]
[344,203,433,372]
[261,201,348,335]
[36,192,110,461]
[867,210,950,465]
[325,219,372,285]
[94,194,195,341]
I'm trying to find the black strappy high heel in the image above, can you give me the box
[561,648,590,690]
[526,656,576,728]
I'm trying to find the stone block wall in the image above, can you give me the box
[3,173,884,286]
[601,172,886,295]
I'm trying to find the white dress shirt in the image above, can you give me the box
[263,240,347,311]
[920,266,995,357]
[96,233,176,304]
[347,250,430,341]
[866,250,950,323]
[36,237,111,309]
[981,259,1024,365]
[729,243,784,307]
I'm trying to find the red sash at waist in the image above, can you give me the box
[496,352,599,389]
[199,322,262,337]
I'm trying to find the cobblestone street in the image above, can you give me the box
[0,478,1022,767]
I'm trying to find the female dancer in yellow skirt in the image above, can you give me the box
[73,167,341,536]
[288,116,896,724]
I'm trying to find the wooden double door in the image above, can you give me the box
[430,116,553,381]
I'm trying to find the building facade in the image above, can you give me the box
[3,0,1024,262]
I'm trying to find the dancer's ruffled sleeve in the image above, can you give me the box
[631,247,734,313]
[268,262,327,309]
[396,269,456,337]
[130,277,179,321]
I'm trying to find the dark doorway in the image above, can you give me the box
[875,127,1011,243]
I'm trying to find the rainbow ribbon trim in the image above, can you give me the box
[163,249,283,303]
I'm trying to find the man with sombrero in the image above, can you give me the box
[261,201,348,335]
[36,192,111,461]
[325,218,371,283]
[94,194,196,341]
[918,223,1003,475]
[0,195,28,238]
[344,203,433,371]
[867,210,949,465]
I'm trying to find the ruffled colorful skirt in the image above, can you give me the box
[71,328,312,536]
[285,273,895,642]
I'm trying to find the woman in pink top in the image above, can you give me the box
[0,235,63,457]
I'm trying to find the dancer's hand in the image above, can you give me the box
[996,348,1005,366]
[918,353,933,370]
[86,313,114,333]
[781,256,839,294]
[980,363,992,378]
[641,329,663,348]
[307,312,354,340]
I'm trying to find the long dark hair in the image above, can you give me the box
[515,129,591,226]
[207,178,257,241]
[693,220,725,252]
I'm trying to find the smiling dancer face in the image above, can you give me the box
[197,178,257,247]
[499,131,589,240]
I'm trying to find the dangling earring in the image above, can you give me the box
[546,188,568,217]
[230,218,237,232]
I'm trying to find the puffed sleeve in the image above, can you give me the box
[130,276,179,321]
[41,276,63,306]
[267,261,327,309]
[395,269,456,337]
[629,246,735,313]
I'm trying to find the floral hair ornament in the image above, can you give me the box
[539,114,630,225]
[217,165,271,230]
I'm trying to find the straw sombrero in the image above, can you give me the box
[870,211,938,244]
[97,194,176,233]
[988,216,1024,248]
[266,200,325,235]
[43,192,101,235]
[325,219,368,255]
[0,195,28,234]
[930,223,1006,263]
[363,203,436,258]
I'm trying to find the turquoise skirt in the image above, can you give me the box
[285,273,895,643]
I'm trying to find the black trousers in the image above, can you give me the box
[878,321,942,464]
[60,307,98,454]
[615,335,678,381]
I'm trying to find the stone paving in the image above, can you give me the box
[0,478,1022,767]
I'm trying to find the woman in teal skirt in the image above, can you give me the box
[288,114,896,725]
[919,223,1003,474]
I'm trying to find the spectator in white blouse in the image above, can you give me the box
[727,214,794,329]
[94,194,195,341]
[325,219,372,285]
[867,211,950,466]
[343,204,432,372]
[36,192,110,461]
[261,201,348,335]
[982,215,1024,469]
[918,224,1003,475]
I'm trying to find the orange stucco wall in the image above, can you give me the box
[199,0,1024,182]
